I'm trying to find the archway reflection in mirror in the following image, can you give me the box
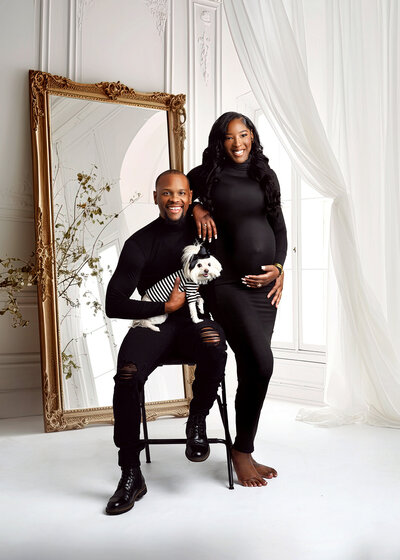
[49,95,184,411]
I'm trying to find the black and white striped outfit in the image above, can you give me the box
[145,269,199,304]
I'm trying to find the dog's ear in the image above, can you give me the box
[197,245,211,259]
[188,255,197,271]
[182,243,202,276]
[188,246,211,270]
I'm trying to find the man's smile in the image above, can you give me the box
[166,205,183,214]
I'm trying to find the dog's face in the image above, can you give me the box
[188,255,222,285]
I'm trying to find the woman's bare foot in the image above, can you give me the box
[231,448,267,487]
[251,456,278,479]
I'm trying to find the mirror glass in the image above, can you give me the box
[48,95,184,410]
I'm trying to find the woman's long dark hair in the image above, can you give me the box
[200,112,281,217]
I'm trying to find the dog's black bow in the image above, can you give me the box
[189,245,211,270]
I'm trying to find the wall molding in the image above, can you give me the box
[267,382,324,405]
[0,387,41,394]
[0,4,41,221]
[197,23,211,84]
[215,1,222,117]
[268,358,326,405]
[0,286,37,305]
[33,0,41,69]
[0,167,34,213]
[38,0,51,72]
[164,0,173,93]
[0,353,40,366]
[188,0,222,168]
[0,197,34,221]
[0,388,42,419]
[68,0,78,80]
[68,0,93,82]
[77,0,94,31]
[0,358,41,408]
[0,211,34,223]
[145,0,168,36]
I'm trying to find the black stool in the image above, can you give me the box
[139,362,234,490]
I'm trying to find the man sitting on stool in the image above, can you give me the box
[105,170,227,515]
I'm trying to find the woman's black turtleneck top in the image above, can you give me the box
[187,161,287,284]
[105,216,196,320]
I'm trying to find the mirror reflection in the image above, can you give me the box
[49,95,184,410]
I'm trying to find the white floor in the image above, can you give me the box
[1,399,400,560]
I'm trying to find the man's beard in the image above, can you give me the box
[163,212,187,226]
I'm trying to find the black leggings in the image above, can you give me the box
[205,281,277,453]
[113,315,227,467]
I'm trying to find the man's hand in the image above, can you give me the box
[164,277,186,313]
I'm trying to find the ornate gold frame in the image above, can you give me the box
[29,69,194,432]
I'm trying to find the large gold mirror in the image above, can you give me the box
[29,70,193,432]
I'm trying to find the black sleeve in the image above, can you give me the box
[187,166,205,204]
[105,239,166,320]
[270,206,288,266]
[269,171,288,267]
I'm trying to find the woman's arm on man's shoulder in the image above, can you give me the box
[187,166,218,242]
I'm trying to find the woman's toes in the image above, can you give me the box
[242,477,266,487]
[232,450,271,487]
[251,457,278,479]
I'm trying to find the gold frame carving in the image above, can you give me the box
[29,70,191,432]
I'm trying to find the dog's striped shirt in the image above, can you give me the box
[145,269,199,304]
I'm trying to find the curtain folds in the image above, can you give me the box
[224,0,400,426]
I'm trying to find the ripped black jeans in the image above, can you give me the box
[113,315,227,467]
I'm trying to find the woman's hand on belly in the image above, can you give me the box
[242,264,279,288]
[242,265,284,307]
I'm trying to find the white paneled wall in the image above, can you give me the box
[0,0,324,420]
[0,0,226,419]
[187,0,222,165]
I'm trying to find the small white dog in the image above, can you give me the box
[131,243,222,332]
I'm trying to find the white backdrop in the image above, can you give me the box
[224,0,400,426]
[0,0,225,419]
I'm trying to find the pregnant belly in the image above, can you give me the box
[219,220,276,277]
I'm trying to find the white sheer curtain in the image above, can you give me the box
[224,0,400,426]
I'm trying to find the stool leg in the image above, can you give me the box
[140,390,151,463]
[217,380,234,490]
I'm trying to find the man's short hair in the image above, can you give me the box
[155,169,188,189]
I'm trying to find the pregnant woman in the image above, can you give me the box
[188,112,287,487]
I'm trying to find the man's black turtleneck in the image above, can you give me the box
[105,216,196,320]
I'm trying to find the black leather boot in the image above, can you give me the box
[185,413,210,462]
[105,466,147,515]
